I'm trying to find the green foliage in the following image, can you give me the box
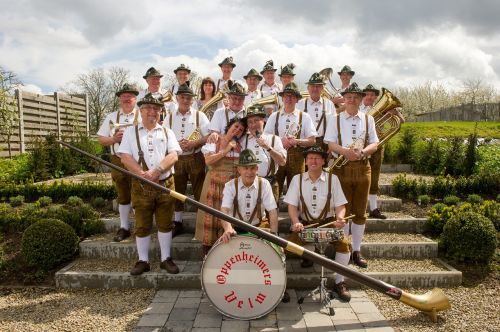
[66,196,84,207]
[81,218,106,237]
[443,137,465,176]
[429,176,456,198]
[92,197,106,209]
[443,195,460,206]
[383,140,398,164]
[0,154,32,184]
[440,211,497,264]
[0,234,6,271]
[391,174,428,200]
[467,194,484,205]
[9,195,24,207]
[0,203,20,232]
[395,122,499,141]
[425,203,455,235]
[37,196,53,207]
[45,203,101,237]
[18,203,45,231]
[476,144,500,177]
[414,139,446,175]
[0,181,116,202]
[417,194,431,206]
[480,200,500,231]
[396,127,417,164]
[463,128,478,176]
[21,218,79,271]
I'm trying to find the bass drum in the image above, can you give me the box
[201,235,286,320]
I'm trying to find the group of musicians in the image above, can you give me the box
[97,57,395,303]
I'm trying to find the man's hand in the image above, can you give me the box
[207,132,220,144]
[256,137,270,150]
[179,139,194,152]
[291,222,304,233]
[221,228,236,243]
[113,130,124,143]
[334,218,346,229]
[344,148,359,161]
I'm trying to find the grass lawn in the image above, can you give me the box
[400,121,500,139]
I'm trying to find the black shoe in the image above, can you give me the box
[300,258,314,268]
[113,228,131,242]
[160,257,179,274]
[369,208,387,219]
[281,291,291,303]
[352,251,368,268]
[130,260,150,276]
[332,282,351,302]
[172,222,184,238]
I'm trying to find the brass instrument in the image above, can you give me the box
[284,122,301,138]
[199,90,226,115]
[109,122,134,135]
[327,88,403,172]
[160,90,173,103]
[187,127,202,141]
[249,92,280,107]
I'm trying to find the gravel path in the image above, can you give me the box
[366,273,500,332]
[362,233,432,242]
[0,287,154,332]
[379,173,435,185]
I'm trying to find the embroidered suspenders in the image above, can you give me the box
[243,134,277,177]
[336,113,369,149]
[274,111,303,138]
[232,177,263,223]
[304,97,326,133]
[134,125,169,171]
[298,172,334,224]
[111,110,139,155]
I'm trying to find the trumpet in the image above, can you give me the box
[327,131,366,170]
[161,90,173,103]
[109,122,134,135]
[284,122,301,138]
[187,128,202,141]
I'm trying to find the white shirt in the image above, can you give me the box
[163,108,210,155]
[137,88,164,102]
[117,124,182,179]
[263,109,318,140]
[259,82,282,97]
[222,176,277,225]
[358,103,371,114]
[241,133,287,177]
[244,89,263,106]
[208,107,246,134]
[284,171,347,220]
[323,111,379,157]
[296,97,336,137]
[215,78,246,109]
[97,108,141,155]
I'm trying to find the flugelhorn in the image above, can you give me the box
[284,122,301,138]
[187,127,202,141]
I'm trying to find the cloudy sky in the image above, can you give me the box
[1,0,499,94]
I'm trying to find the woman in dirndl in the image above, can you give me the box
[195,117,247,256]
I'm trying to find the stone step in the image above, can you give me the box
[55,257,461,289]
[104,213,424,234]
[80,233,437,261]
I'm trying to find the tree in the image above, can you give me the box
[63,67,131,133]
[0,67,22,158]
[395,81,454,120]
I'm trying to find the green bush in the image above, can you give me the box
[467,194,483,205]
[443,195,460,206]
[463,129,478,176]
[45,203,100,237]
[429,176,456,198]
[81,218,106,237]
[0,234,6,271]
[9,195,24,207]
[66,196,84,207]
[0,203,21,232]
[37,196,53,207]
[0,154,32,184]
[391,175,429,200]
[443,137,465,177]
[414,139,446,175]
[480,200,500,231]
[383,140,398,164]
[21,218,79,271]
[476,144,500,177]
[418,195,431,206]
[440,211,497,264]
[92,197,106,209]
[425,203,455,235]
[497,194,500,202]
[396,127,417,164]
[18,203,46,231]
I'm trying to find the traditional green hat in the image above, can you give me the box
[173,63,191,74]
[306,72,326,85]
[115,83,139,97]
[226,80,248,96]
[243,105,266,120]
[279,82,302,98]
[340,82,366,96]
[137,93,164,107]
[175,81,196,96]
[235,149,262,166]
[337,65,355,76]
[143,67,163,79]
[362,84,380,96]
[279,63,296,77]
[303,145,328,159]
[243,68,263,81]
[260,60,277,74]
[218,56,236,68]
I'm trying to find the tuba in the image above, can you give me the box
[327,88,403,172]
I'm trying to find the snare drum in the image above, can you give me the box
[201,235,286,320]
[299,228,344,243]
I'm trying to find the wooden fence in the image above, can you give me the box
[0,90,89,157]
[414,103,500,122]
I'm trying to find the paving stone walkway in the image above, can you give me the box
[134,289,394,332]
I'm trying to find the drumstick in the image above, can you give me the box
[319,214,356,228]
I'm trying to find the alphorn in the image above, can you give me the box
[58,140,450,322]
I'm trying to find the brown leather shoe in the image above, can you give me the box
[332,282,351,302]
[113,228,131,242]
[300,258,314,268]
[172,222,184,238]
[369,208,387,219]
[160,257,179,274]
[352,251,368,268]
[281,290,291,303]
[130,260,150,276]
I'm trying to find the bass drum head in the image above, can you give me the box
[201,235,286,320]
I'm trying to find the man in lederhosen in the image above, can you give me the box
[243,68,263,106]
[241,105,287,202]
[97,83,141,242]
[264,82,317,198]
[324,83,379,269]
[207,81,247,140]
[297,72,336,152]
[118,93,182,276]
[258,60,282,115]
[163,82,210,237]
[284,145,352,301]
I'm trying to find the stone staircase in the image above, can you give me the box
[56,189,462,290]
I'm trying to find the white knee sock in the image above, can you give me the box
[158,231,173,261]
[136,235,151,262]
[174,212,183,223]
[343,221,351,236]
[334,252,351,284]
[351,223,366,252]
[369,195,377,210]
[118,204,131,230]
